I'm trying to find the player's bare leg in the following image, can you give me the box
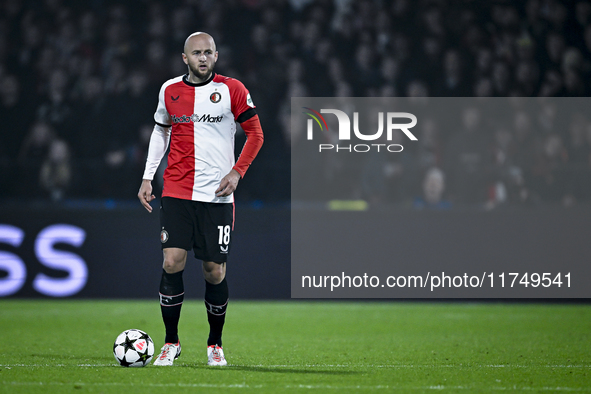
[203,261,228,366]
[154,248,187,366]
[203,261,225,284]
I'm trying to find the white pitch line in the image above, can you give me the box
[288,385,590,392]
[1,381,589,391]
[2,381,262,389]
[1,363,590,369]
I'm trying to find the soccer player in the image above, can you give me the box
[137,32,264,366]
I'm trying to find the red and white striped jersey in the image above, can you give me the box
[144,73,256,203]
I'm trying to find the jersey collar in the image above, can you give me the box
[183,73,215,87]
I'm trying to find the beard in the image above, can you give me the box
[188,62,213,81]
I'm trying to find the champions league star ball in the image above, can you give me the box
[113,329,155,367]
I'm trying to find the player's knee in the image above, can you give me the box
[163,260,181,273]
[162,253,186,273]
[204,270,224,284]
[203,262,225,284]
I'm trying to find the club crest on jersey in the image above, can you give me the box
[210,92,221,103]
[160,229,169,243]
[171,114,224,123]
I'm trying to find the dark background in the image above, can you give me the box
[2,0,591,298]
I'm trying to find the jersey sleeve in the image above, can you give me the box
[142,124,171,180]
[227,78,256,121]
[154,83,172,127]
[233,114,264,177]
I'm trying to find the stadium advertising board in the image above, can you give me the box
[0,205,289,299]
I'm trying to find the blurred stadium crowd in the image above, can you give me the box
[1,0,591,207]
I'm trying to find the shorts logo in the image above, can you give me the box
[220,245,228,254]
[210,92,221,103]
[160,229,169,243]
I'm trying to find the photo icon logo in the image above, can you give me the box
[302,107,418,152]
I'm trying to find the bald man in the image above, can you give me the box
[138,32,264,366]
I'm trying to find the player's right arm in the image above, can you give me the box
[138,81,173,213]
[138,124,171,212]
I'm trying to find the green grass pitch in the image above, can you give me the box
[0,300,590,393]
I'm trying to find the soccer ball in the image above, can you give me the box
[113,329,155,367]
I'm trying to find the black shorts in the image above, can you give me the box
[159,197,234,263]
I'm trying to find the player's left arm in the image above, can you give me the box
[215,111,264,197]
